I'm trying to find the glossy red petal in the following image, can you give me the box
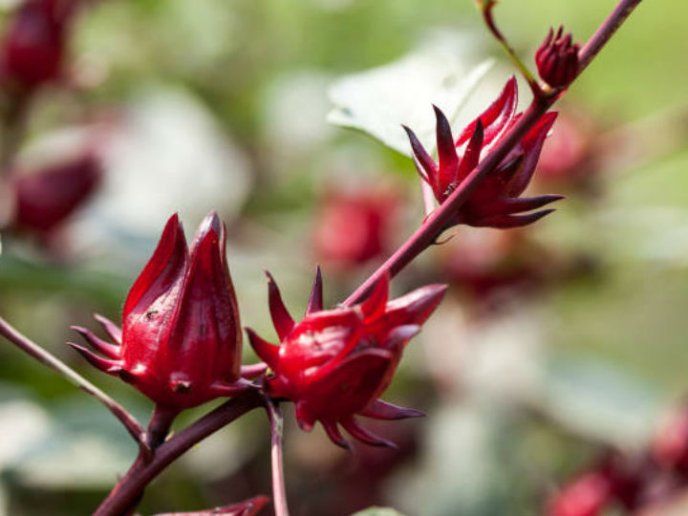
[71,326,120,359]
[245,328,280,371]
[457,77,518,147]
[361,399,425,420]
[122,214,188,319]
[342,417,397,449]
[307,348,394,417]
[265,272,295,340]
[306,266,324,315]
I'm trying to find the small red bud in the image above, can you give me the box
[1,0,77,90]
[536,26,580,89]
[12,151,103,234]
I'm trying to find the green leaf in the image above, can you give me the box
[328,31,493,156]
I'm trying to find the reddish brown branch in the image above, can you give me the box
[94,391,263,516]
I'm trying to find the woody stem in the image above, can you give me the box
[266,400,290,516]
[343,0,643,306]
[94,390,264,516]
[0,316,148,450]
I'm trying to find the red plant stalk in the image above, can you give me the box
[94,391,264,516]
[344,0,643,306]
[267,401,290,516]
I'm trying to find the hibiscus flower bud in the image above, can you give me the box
[404,77,563,229]
[247,269,446,449]
[11,151,102,234]
[313,187,399,270]
[1,0,77,90]
[535,26,580,90]
[69,213,254,410]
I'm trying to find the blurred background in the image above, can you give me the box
[0,0,685,514]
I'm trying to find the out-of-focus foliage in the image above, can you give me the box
[0,0,686,515]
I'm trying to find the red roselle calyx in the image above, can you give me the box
[404,77,563,229]
[247,269,446,449]
[0,0,78,91]
[536,26,580,90]
[69,213,258,410]
[11,151,102,234]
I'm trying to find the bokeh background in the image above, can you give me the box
[0,0,686,514]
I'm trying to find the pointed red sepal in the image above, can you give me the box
[67,342,123,374]
[123,213,188,319]
[478,209,556,229]
[295,401,315,432]
[306,266,324,315]
[382,324,421,352]
[457,76,518,147]
[245,328,280,371]
[342,417,397,449]
[361,399,425,420]
[94,314,122,345]
[360,272,389,320]
[265,271,295,340]
[210,378,256,397]
[507,112,558,197]
[433,105,459,196]
[71,326,121,359]
[322,421,351,450]
[456,119,484,183]
[241,363,268,379]
[403,125,436,185]
[384,283,447,327]
[502,195,564,214]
